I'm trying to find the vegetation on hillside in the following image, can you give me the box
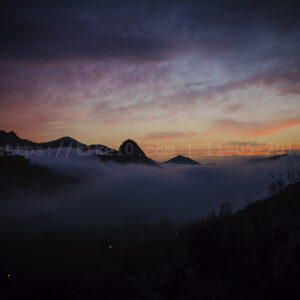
[1,150,300,299]
[0,149,78,197]
[184,181,300,299]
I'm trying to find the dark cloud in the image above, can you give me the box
[0,14,174,63]
[0,0,299,136]
[0,0,299,63]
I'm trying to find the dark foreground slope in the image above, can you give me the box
[1,175,300,299]
[183,181,300,299]
[0,150,78,197]
[117,182,300,300]
[121,182,300,299]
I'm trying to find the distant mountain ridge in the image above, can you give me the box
[0,130,214,167]
[164,155,200,165]
[0,130,155,166]
[247,154,288,164]
[0,130,37,148]
[0,130,114,153]
[41,136,86,148]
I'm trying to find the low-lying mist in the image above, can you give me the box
[1,149,293,227]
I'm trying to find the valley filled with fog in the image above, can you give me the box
[1,148,293,226]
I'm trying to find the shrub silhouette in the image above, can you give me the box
[185,180,300,298]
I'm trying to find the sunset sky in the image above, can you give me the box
[1,0,300,159]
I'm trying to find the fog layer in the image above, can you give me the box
[1,149,291,226]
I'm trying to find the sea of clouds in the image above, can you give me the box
[1,148,295,227]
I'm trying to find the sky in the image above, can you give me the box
[1,0,300,160]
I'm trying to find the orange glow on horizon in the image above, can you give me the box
[140,143,300,161]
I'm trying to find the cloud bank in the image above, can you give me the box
[0,150,292,227]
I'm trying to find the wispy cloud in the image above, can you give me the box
[0,0,299,146]
[224,141,262,146]
[143,131,198,141]
[211,118,300,137]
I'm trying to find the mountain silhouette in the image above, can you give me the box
[98,139,156,165]
[119,139,148,159]
[164,155,200,165]
[40,137,85,148]
[248,154,288,164]
[0,130,37,148]
[0,130,156,166]
[1,130,210,167]
[0,130,113,153]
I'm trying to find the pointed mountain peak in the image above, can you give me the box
[174,155,185,159]
[8,131,18,137]
[0,130,18,137]
[60,136,77,141]
[0,130,35,148]
[165,155,200,165]
[97,139,156,165]
[41,136,85,148]
[119,139,139,148]
[119,139,147,158]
